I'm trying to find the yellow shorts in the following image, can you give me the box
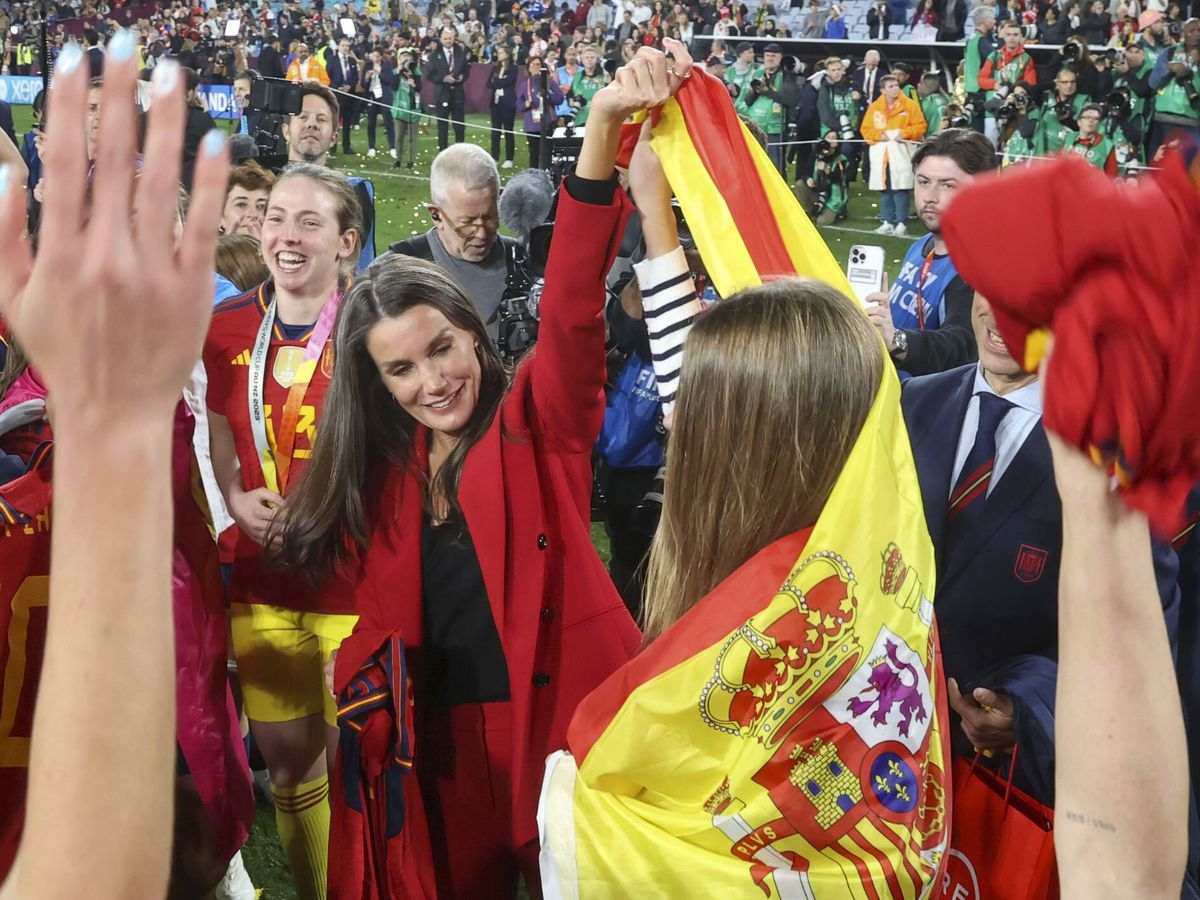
[230,603,358,728]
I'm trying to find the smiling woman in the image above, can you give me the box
[201,163,362,900]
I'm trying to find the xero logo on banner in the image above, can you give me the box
[0,76,43,106]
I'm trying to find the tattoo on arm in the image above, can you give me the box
[1062,810,1118,834]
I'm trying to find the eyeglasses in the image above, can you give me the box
[434,208,500,238]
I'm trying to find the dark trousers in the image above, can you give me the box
[526,133,544,168]
[437,90,466,149]
[766,133,786,176]
[339,95,359,152]
[367,101,395,150]
[597,464,659,621]
[490,105,516,162]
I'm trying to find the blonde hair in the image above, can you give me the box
[641,279,884,642]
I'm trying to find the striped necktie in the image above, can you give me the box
[948,391,1013,525]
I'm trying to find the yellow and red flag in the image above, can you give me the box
[627,67,854,299]
[538,360,949,898]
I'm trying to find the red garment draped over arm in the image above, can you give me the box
[940,149,1200,536]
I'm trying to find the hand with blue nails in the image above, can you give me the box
[0,31,229,900]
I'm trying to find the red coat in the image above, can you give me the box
[329,183,643,898]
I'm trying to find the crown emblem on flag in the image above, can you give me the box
[700,551,862,747]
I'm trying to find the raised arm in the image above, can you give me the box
[1050,430,1188,898]
[0,44,227,899]
[530,41,692,449]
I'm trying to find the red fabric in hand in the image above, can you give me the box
[941,151,1200,537]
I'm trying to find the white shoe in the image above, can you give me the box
[213,851,257,900]
[389,147,397,159]
[502,160,513,169]
[366,148,377,158]
[875,223,895,235]
[893,222,907,236]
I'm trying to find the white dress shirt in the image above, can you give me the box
[949,366,1043,498]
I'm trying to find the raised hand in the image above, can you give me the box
[0,34,229,436]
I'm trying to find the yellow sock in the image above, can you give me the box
[272,774,330,900]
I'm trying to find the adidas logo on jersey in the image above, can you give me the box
[230,350,251,366]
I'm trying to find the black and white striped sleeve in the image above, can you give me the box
[633,246,701,416]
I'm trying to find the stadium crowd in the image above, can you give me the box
[0,2,1196,900]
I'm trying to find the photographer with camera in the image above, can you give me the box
[361,48,397,160]
[963,7,997,132]
[391,47,421,168]
[978,21,1037,144]
[1148,18,1200,157]
[867,0,894,40]
[1067,102,1119,174]
[567,44,610,126]
[818,56,862,178]
[517,55,565,169]
[1102,87,1146,174]
[803,131,851,224]
[996,82,1037,166]
[724,42,758,99]
[1032,66,1090,156]
[735,42,798,175]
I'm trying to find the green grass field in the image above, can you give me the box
[8,104,921,898]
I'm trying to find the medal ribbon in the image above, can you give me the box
[248,285,341,495]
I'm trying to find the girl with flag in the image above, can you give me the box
[204,164,362,900]
[270,41,696,899]
[538,63,950,899]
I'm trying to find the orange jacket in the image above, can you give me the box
[286,56,331,86]
[860,91,927,143]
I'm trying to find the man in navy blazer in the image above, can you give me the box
[902,291,1180,806]
[326,37,362,155]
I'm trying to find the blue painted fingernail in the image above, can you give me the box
[56,42,82,75]
[109,29,135,62]
[0,165,10,196]
[202,130,226,157]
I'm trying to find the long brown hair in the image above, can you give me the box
[271,253,508,584]
[641,279,884,642]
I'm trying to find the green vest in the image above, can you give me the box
[1069,134,1114,171]
[391,78,420,123]
[725,62,761,98]
[901,84,918,101]
[921,93,949,134]
[964,32,985,94]
[820,84,860,136]
[1109,122,1142,175]
[1032,93,1089,155]
[1114,61,1154,122]
[983,48,1033,101]
[16,44,32,66]
[1154,46,1200,122]
[736,69,786,134]
[570,69,608,126]
[1001,126,1036,167]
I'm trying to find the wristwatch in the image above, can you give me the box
[890,329,908,360]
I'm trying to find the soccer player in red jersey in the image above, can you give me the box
[203,163,361,900]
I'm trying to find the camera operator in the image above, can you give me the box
[724,42,758,98]
[1067,103,1118,174]
[279,81,378,270]
[978,20,1037,144]
[963,7,997,132]
[801,132,851,224]
[1148,18,1200,158]
[1112,44,1154,130]
[1101,88,1144,175]
[818,56,861,175]
[389,144,538,362]
[391,46,422,168]
[1032,67,1089,155]
[1060,36,1112,102]
[735,42,798,176]
[997,82,1037,166]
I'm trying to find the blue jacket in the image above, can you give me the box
[903,364,1181,805]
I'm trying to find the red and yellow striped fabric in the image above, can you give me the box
[647,67,854,299]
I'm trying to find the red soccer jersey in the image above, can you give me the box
[0,443,52,881]
[202,284,350,613]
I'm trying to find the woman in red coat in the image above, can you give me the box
[273,42,696,899]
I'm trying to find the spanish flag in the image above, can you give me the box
[640,67,854,299]
[539,362,950,898]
